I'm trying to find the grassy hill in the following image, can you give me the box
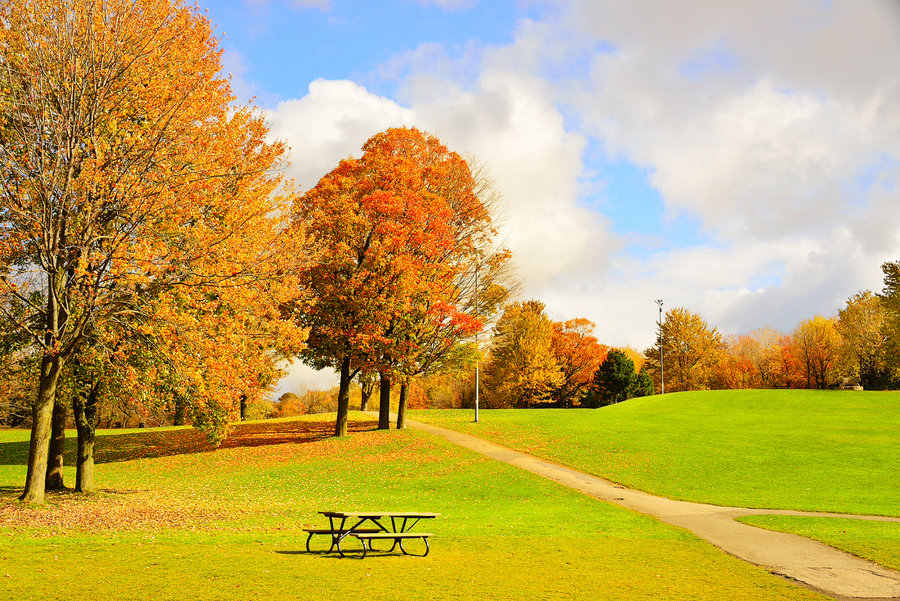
[0,413,827,601]
[413,390,900,572]
[413,390,900,516]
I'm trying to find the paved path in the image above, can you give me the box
[410,420,900,601]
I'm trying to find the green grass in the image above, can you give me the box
[737,515,900,572]
[0,415,826,601]
[413,390,900,516]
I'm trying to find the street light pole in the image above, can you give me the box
[474,264,480,423]
[656,299,665,395]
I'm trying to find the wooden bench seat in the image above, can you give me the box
[351,532,434,558]
[302,528,382,552]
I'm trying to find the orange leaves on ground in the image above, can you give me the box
[0,489,232,536]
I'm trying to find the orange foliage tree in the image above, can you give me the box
[550,318,607,407]
[0,0,297,503]
[718,335,759,389]
[719,328,789,389]
[293,128,505,435]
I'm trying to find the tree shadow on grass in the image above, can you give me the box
[0,418,380,467]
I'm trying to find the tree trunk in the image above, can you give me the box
[45,399,67,490]
[396,379,408,430]
[378,371,391,430]
[239,394,248,421]
[172,393,186,426]
[74,380,100,493]
[334,356,352,437]
[360,377,374,412]
[21,353,63,504]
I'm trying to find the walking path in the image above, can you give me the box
[409,420,900,601]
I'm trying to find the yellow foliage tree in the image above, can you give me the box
[644,307,724,392]
[483,300,563,407]
[837,291,889,389]
[791,316,842,389]
[0,0,296,503]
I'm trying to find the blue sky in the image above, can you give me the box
[201,1,549,98]
[194,0,900,393]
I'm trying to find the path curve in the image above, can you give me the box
[409,420,900,601]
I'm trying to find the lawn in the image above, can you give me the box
[412,390,900,572]
[0,414,826,601]
[737,515,900,572]
[412,390,900,516]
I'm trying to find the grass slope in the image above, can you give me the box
[0,415,825,601]
[413,390,900,571]
[413,390,900,515]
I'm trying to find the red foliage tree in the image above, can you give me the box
[294,128,506,435]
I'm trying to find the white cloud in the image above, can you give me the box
[408,68,614,288]
[266,0,900,386]
[549,0,900,340]
[265,79,415,190]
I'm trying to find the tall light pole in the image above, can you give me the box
[474,264,480,423]
[656,299,665,395]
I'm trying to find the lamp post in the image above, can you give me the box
[656,299,664,395]
[474,264,480,423]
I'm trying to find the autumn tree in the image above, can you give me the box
[791,316,842,389]
[746,327,788,388]
[618,347,646,374]
[777,332,806,389]
[837,291,889,389]
[293,128,505,435]
[357,372,377,412]
[550,318,607,408]
[0,318,33,426]
[389,158,512,429]
[718,335,759,389]
[718,328,789,390]
[0,0,294,503]
[482,300,563,407]
[878,260,900,385]
[644,307,724,393]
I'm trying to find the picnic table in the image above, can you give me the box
[304,511,439,558]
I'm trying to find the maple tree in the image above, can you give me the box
[389,158,512,429]
[715,335,756,390]
[718,329,789,390]
[293,127,506,435]
[746,327,788,388]
[549,318,607,407]
[0,0,296,503]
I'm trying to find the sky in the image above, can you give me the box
[195,0,900,395]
